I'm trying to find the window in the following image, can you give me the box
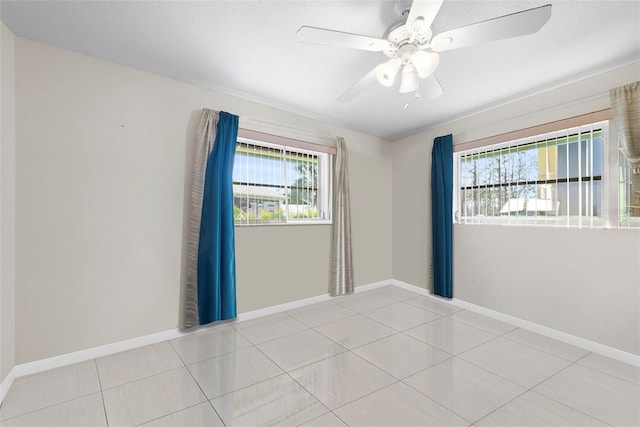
[233,137,332,225]
[455,121,607,228]
[619,150,640,226]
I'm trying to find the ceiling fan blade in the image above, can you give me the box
[430,4,552,52]
[406,0,444,34]
[337,69,378,103]
[420,74,444,100]
[297,26,392,52]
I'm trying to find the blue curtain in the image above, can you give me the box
[431,134,453,298]
[197,111,239,324]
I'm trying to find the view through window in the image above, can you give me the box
[233,139,332,225]
[456,122,606,227]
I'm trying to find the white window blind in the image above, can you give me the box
[456,121,607,228]
[233,138,332,226]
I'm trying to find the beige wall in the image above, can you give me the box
[15,38,392,364]
[10,27,636,366]
[392,60,640,355]
[0,21,17,384]
[454,226,640,354]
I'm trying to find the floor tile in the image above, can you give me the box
[459,337,572,388]
[334,382,468,427]
[0,393,107,427]
[0,360,100,421]
[363,301,441,331]
[187,346,282,399]
[299,412,348,427]
[448,310,517,335]
[372,285,421,301]
[212,374,327,426]
[289,352,396,410]
[257,329,346,371]
[534,363,640,426]
[502,328,589,361]
[476,391,608,427]
[102,367,206,427]
[141,402,224,426]
[314,315,396,350]
[332,292,397,313]
[96,342,183,390]
[232,312,308,344]
[352,333,451,379]
[404,358,526,423]
[287,301,357,328]
[405,295,464,316]
[577,352,640,385]
[170,325,252,365]
[404,317,496,355]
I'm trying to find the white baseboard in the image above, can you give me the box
[0,367,16,403]
[353,279,394,293]
[5,276,637,404]
[13,328,188,378]
[449,298,640,367]
[392,279,640,367]
[9,279,393,383]
[391,279,430,296]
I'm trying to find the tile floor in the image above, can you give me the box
[1,286,639,426]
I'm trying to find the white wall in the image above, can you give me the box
[0,21,16,384]
[392,61,640,355]
[14,38,392,364]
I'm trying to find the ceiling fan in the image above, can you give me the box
[297,1,552,103]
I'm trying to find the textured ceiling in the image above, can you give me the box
[1,1,639,140]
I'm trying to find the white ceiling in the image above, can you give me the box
[1,1,639,140]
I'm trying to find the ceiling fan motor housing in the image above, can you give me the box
[382,20,433,58]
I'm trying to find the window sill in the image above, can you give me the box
[235,220,332,227]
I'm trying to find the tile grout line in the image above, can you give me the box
[256,337,350,375]
[499,329,590,362]
[471,351,615,427]
[326,349,475,426]
[249,337,336,420]
[325,348,468,423]
[0,361,105,424]
[94,359,110,427]
[570,360,640,387]
[525,352,618,426]
[249,307,405,423]
[167,339,229,426]
[4,288,635,426]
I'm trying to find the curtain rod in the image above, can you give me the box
[453,108,612,153]
[238,128,337,155]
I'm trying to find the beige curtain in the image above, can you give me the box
[182,109,219,329]
[610,81,640,173]
[329,137,354,296]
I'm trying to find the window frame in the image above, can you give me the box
[232,134,333,227]
[452,120,629,229]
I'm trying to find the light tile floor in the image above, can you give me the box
[1,286,639,426]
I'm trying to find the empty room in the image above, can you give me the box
[0,0,639,426]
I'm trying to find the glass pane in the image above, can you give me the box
[557,138,568,179]
[592,132,602,177]
[568,182,580,216]
[568,138,579,179]
[547,144,558,180]
[592,180,602,217]
[581,136,590,177]
[286,150,319,219]
[558,182,567,216]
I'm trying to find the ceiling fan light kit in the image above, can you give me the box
[411,50,439,79]
[297,0,552,103]
[375,58,402,87]
[399,63,419,94]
